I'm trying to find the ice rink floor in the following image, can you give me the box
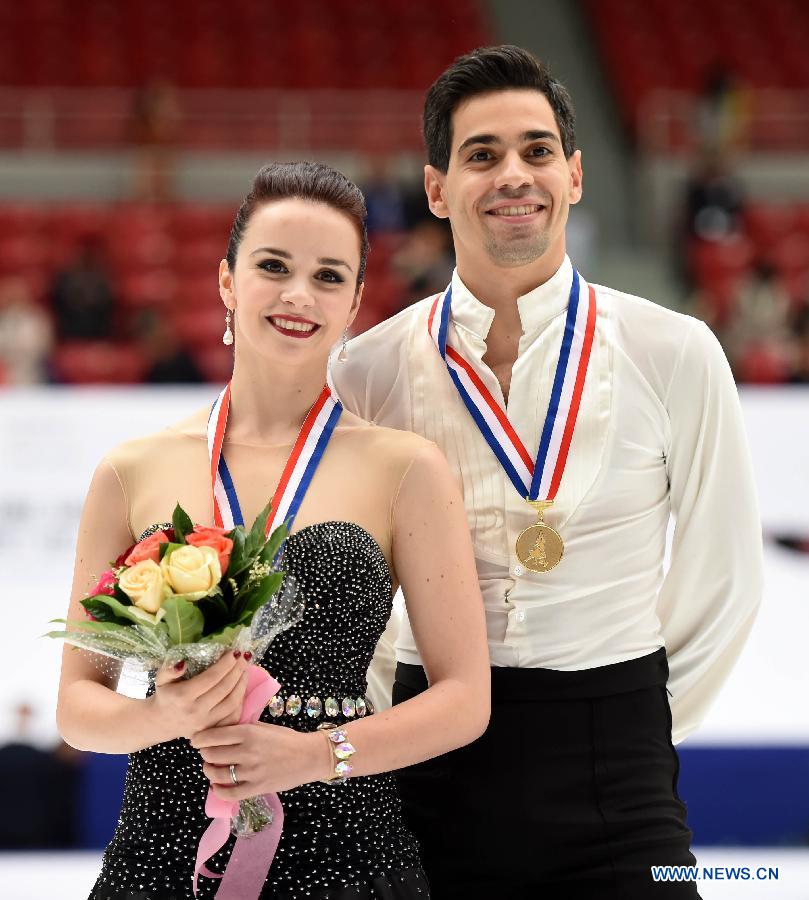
[1,849,807,899]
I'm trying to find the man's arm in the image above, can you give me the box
[658,319,763,743]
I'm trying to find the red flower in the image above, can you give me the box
[114,544,137,568]
[91,570,116,596]
[125,531,170,566]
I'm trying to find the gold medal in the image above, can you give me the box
[515,500,564,573]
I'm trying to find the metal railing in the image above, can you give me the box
[639,89,809,154]
[0,88,425,153]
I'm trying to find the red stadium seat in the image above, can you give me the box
[690,235,754,284]
[193,344,234,384]
[737,345,791,385]
[174,237,228,275]
[171,306,226,347]
[0,236,52,275]
[586,0,809,134]
[119,270,177,310]
[4,0,491,90]
[744,206,797,253]
[52,342,148,384]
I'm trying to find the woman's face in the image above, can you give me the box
[219,198,363,368]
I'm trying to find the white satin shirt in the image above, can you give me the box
[332,255,763,742]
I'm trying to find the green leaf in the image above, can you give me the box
[85,595,161,628]
[198,590,228,617]
[81,595,132,625]
[161,595,204,645]
[199,624,247,645]
[172,503,194,543]
[225,528,246,576]
[233,572,284,625]
[227,558,255,583]
[113,584,133,606]
[245,499,273,556]
[197,593,229,637]
[258,522,288,567]
[45,619,131,638]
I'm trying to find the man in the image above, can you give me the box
[332,46,762,899]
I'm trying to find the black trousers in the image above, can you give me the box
[393,650,700,900]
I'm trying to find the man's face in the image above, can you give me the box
[425,89,582,269]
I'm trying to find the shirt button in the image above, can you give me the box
[514,564,524,577]
[494,510,503,528]
[516,610,525,623]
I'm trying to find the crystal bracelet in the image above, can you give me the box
[317,722,356,784]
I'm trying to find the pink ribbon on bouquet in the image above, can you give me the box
[193,665,284,898]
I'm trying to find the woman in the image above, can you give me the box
[57,162,490,899]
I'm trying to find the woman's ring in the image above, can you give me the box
[229,764,239,785]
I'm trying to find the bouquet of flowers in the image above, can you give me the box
[48,500,303,836]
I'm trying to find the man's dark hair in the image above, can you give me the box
[423,45,577,172]
[226,161,369,290]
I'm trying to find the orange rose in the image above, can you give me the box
[186,526,233,574]
[125,531,169,566]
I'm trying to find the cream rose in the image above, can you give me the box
[160,544,221,601]
[119,560,169,614]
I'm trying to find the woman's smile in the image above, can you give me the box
[266,313,322,339]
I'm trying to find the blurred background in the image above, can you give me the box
[0,0,807,896]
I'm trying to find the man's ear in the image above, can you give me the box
[424,165,450,219]
[568,149,583,206]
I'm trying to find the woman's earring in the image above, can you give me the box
[222,309,234,346]
[338,328,348,362]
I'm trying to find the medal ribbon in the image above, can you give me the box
[207,382,343,531]
[197,383,341,895]
[428,269,597,503]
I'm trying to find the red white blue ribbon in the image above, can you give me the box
[207,383,343,532]
[428,269,597,502]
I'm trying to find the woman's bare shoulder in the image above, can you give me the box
[338,411,437,465]
[103,405,209,473]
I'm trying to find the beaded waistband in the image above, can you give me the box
[267,692,375,720]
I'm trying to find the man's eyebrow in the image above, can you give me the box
[457,134,501,156]
[249,247,292,258]
[522,129,560,144]
[456,129,561,156]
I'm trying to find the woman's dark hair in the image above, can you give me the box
[226,161,369,289]
[423,45,576,172]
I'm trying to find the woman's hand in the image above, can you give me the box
[191,723,332,800]
[148,650,251,742]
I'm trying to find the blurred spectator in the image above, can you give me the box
[0,277,52,384]
[130,81,180,202]
[50,236,116,341]
[725,259,792,382]
[679,150,746,290]
[694,66,750,155]
[391,219,454,308]
[0,703,78,848]
[788,305,809,384]
[363,156,406,234]
[137,310,205,384]
[683,151,745,246]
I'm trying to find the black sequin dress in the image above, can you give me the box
[90,522,429,900]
